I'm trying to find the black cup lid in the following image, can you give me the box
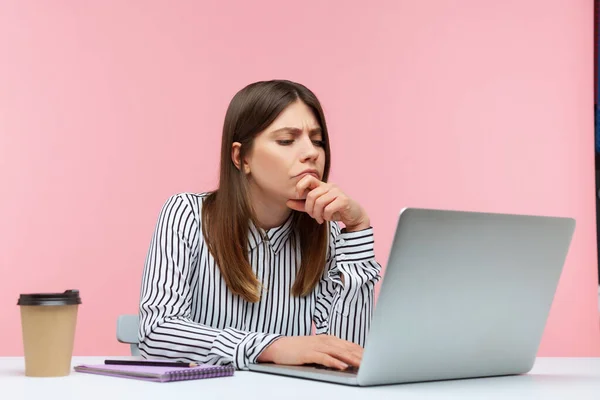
[17,289,82,306]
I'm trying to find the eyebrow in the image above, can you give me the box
[270,127,323,136]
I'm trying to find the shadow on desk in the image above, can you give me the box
[368,373,599,393]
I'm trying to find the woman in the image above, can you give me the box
[138,79,382,371]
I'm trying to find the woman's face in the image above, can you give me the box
[240,100,326,204]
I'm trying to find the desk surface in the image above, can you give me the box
[1,357,600,399]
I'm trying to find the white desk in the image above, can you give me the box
[1,357,599,399]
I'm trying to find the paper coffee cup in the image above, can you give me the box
[17,289,81,377]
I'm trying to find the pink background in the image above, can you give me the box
[1,0,599,356]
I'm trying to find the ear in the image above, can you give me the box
[231,142,242,170]
[231,142,250,174]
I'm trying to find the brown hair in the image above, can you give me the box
[201,80,332,303]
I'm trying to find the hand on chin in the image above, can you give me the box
[285,175,370,231]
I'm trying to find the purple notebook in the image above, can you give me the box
[73,363,235,382]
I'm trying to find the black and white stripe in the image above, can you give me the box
[138,192,381,369]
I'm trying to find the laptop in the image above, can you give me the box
[248,207,576,386]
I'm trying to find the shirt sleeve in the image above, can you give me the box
[312,221,382,346]
[138,194,281,370]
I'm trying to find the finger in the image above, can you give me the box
[338,343,363,367]
[310,351,349,370]
[324,347,361,368]
[310,190,337,224]
[322,196,349,222]
[346,345,363,366]
[319,337,363,367]
[315,344,361,368]
[342,340,364,360]
[304,186,332,222]
[295,175,323,199]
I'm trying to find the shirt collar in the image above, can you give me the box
[247,212,295,254]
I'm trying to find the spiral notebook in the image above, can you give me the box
[73,363,235,382]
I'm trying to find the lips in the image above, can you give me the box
[295,171,319,179]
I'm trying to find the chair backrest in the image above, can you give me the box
[116,314,140,356]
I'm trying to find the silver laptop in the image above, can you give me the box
[248,207,576,386]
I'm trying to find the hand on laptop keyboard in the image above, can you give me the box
[257,334,362,370]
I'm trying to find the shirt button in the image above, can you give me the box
[337,238,346,246]
[338,254,346,260]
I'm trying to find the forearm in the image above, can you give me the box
[314,226,382,346]
[139,315,281,369]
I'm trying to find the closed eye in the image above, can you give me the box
[276,139,325,147]
[276,140,294,145]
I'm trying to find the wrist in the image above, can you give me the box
[344,219,370,233]
[257,336,284,363]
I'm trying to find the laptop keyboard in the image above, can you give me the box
[307,364,359,375]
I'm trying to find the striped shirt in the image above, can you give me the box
[138,192,382,370]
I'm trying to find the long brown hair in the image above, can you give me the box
[201,80,332,303]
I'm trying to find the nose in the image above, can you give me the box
[299,135,320,162]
